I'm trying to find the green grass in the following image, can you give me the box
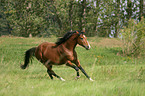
[0,36,145,96]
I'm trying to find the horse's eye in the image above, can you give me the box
[80,38,83,40]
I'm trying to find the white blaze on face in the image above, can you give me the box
[83,35,91,49]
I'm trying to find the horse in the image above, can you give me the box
[21,31,93,81]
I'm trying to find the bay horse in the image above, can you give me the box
[21,31,93,81]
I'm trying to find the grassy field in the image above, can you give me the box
[0,36,145,96]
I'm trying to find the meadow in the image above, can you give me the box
[0,36,145,96]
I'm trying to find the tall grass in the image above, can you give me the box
[0,37,145,96]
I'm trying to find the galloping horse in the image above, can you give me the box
[21,31,93,81]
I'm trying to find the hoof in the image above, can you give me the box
[20,65,26,69]
[60,77,65,81]
[89,78,94,81]
[75,76,80,79]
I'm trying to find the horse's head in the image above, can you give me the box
[76,31,91,50]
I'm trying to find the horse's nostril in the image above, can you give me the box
[87,45,91,50]
[85,45,91,50]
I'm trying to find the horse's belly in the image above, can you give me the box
[48,55,68,65]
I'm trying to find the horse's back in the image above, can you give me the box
[39,42,56,47]
[36,42,56,54]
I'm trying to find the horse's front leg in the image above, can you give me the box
[66,61,80,79]
[74,60,94,81]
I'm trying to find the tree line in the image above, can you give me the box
[0,0,144,37]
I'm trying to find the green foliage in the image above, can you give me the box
[0,0,144,37]
[120,17,145,57]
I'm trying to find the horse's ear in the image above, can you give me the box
[76,30,85,35]
[76,31,79,34]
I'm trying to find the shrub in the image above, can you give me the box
[120,17,145,57]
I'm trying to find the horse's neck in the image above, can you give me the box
[63,37,77,51]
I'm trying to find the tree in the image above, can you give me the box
[94,0,101,36]
[0,0,144,38]
[69,0,74,31]
[76,0,87,32]
[97,0,114,37]
[0,0,12,35]
[139,0,143,21]
[114,0,121,38]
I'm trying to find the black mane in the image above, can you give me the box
[55,31,77,46]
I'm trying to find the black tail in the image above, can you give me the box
[21,47,36,69]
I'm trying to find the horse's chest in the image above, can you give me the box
[58,51,74,63]
[65,51,74,61]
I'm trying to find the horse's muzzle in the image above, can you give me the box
[85,45,91,50]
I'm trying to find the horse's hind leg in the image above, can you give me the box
[66,61,80,79]
[47,65,65,81]
[47,65,53,79]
